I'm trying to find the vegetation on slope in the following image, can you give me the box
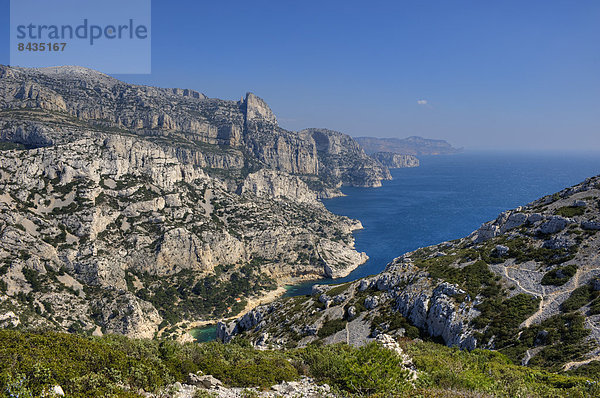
[2,330,600,397]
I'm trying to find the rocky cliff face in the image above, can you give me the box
[0,66,390,192]
[218,176,600,372]
[0,65,381,339]
[371,152,419,168]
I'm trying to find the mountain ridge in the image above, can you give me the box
[355,135,462,156]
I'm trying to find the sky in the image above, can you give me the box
[1,0,599,151]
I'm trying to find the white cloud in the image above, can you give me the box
[417,99,428,105]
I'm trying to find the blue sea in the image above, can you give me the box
[193,150,600,340]
[284,151,600,296]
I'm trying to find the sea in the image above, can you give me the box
[193,150,600,341]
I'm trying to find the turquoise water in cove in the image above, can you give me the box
[284,151,600,296]
[190,324,217,342]
[193,150,600,341]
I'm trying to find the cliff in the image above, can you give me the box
[0,66,390,192]
[218,175,600,372]
[371,152,419,168]
[0,65,381,339]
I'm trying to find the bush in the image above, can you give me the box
[405,340,599,397]
[299,342,412,396]
[555,206,585,217]
[325,282,351,297]
[371,311,420,339]
[317,318,347,338]
[541,264,577,286]
[514,313,592,371]
[561,284,599,312]
[192,342,298,388]
[472,293,540,347]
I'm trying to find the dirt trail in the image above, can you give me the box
[563,355,600,371]
[521,268,585,328]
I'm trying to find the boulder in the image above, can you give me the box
[538,216,570,234]
[364,295,379,310]
[50,385,64,396]
[199,375,222,389]
[347,305,357,320]
[494,245,509,257]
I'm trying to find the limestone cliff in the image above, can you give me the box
[0,65,390,192]
[356,136,462,156]
[372,152,419,168]
[0,65,378,339]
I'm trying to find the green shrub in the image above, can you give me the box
[472,293,540,347]
[299,342,412,396]
[514,313,591,371]
[1,329,599,397]
[561,284,599,312]
[326,282,351,297]
[555,206,585,217]
[541,264,577,286]
[371,311,420,339]
[192,341,298,388]
[405,340,599,397]
[317,318,347,338]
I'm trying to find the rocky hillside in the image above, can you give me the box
[0,65,390,194]
[0,65,391,339]
[355,135,462,156]
[371,152,419,168]
[218,175,600,372]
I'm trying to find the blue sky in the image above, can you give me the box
[1,0,599,151]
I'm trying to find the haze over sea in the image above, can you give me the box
[285,150,600,296]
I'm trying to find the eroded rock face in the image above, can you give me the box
[0,65,380,337]
[0,65,391,192]
[240,169,317,204]
[371,152,419,168]
[91,289,162,338]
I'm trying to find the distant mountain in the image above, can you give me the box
[355,136,462,156]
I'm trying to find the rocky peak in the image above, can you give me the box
[242,92,277,125]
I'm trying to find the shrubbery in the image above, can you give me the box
[561,284,600,312]
[1,330,599,397]
[472,293,540,347]
[298,342,412,396]
[541,264,578,286]
[317,318,347,338]
[555,206,585,217]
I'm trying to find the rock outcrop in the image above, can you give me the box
[371,152,419,168]
[0,65,391,192]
